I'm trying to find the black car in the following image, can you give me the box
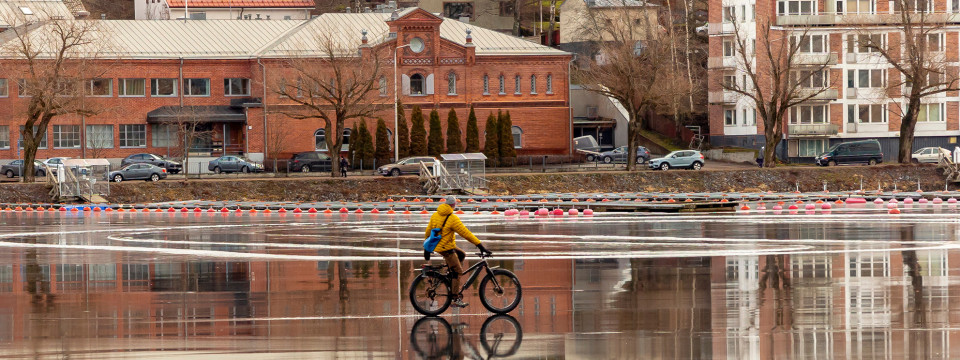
[1,160,46,178]
[121,153,182,174]
[816,139,883,166]
[108,163,168,182]
[288,151,332,173]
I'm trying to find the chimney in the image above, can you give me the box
[100,13,106,19]
[346,6,351,13]
[361,29,369,45]
[465,28,473,44]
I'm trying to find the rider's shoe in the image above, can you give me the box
[452,298,469,308]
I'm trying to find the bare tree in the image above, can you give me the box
[0,14,110,182]
[273,33,386,177]
[720,16,835,167]
[150,107,213,178]
[266,118,296,172]
[855,4,960,163]
[84,125,113,159]
[573,1,690,170]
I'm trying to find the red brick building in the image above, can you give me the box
[0,8,573,165]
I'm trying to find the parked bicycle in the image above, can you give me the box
[410,315,523,359]
[409,252,522,315]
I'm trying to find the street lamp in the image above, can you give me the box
[394,44,411,162]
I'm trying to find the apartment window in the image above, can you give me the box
[119,124,146,147]
[743,108,757,125]
[183,78,210,96]
[0,126,8,149]
[85,125,113,149]
[839,0,873,14]
[792,34,827,53]
[530,75,537,94]
[778,0,816,14]
[86,79,112,97]
[799,139,827,157]
[848,104,886,123]
[723,74,737,89]
[722,6,735,21]
[514,75,521,94]
[0,79,8,97]
[924,33,943,52]
[150,124,175,147]
[847,69,885,88]
[483,75,490,95]
[379,76,387,96]
[848,253,889,277]
[447,72,457,95]
[224,78,250,96]
[119,78,145,97]
[896,0,932,12]
[723,40,735,57]
[847,34,883,53]
[499,74,506,94]
[917,103,945,122]
[791,105,828,124]
[19,126,46,149]
[546,74,553,93]
[53,125,80,148]
[151,78,177,96]
[724,108,738,126]
[794,70,828,88]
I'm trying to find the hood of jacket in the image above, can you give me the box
[436,203,454,216]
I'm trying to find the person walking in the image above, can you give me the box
[756,146,765,168]
[339,156,348,178]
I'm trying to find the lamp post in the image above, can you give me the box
[394,44,411,162]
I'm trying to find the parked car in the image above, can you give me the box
[121,153,182,174]
[815,139,883,166]
[598,146,651,164]
[288,151,332,173]
[378,156,437,176]
[108,163,167,182]
[2,160,46,178]
[42,157,70,175]
[208,156,264,174]
[912,147,950,164]
[648,150,705,170]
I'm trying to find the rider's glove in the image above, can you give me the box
[477,244,492,256]
[423,250,431,261]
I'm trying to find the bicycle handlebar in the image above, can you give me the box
[476,252,492,259]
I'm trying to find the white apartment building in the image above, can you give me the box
[135,0,313,20]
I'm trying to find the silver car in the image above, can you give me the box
[647,150,705,171]
[912,147,950,164]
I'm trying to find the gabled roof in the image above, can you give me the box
[0,0,74,28]
[165,0,315,8]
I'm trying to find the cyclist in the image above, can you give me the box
[424,195,491,308]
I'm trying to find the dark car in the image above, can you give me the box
[288,151,332,173]
[108,163,167,182]
[208,156,264,174]
[598,146,651,164]
[2,160,46,178]
[816,139,883,166]
[121,153,182,174]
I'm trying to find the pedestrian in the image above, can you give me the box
[756,146,765,168]
[339,156,348,177]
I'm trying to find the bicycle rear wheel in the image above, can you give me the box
[480,314,523,357]
[410,273,453,316]
[478,269,522,314]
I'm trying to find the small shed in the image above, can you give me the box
[54,159,111,202]
[422,153,488,193]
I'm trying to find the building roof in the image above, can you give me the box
[0,0,75,28]
[584,0,656,7]
[165,0,315,8]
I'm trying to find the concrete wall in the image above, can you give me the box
[570,86,628,147]
[703,149,756,163]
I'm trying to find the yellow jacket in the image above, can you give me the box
[424,204,481,253]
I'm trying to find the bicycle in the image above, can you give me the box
[410,315,523,359]
[409,252,522,316]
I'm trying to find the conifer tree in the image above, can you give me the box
[498,110,516,159]
[465,105,480,153]
[428,109,444,157]
[396,101,410,158]
[375,118,391,165]
[409,105,427,155]
[446,108,463,153]
[482,112,499,163]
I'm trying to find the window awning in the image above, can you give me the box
[146,106,246,124]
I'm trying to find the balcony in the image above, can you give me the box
[707,57,737,69]
[794,53,838,66]
[708,91,737,104]
[776,12,960,26]
[707,22,735,35]
[797,88,839,100]
[788,123,839,136]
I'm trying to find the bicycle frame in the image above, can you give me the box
[458,258,501,294]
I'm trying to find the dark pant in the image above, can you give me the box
[340,167,347,177]
[440,248,466,295]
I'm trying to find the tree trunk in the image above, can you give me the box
[762,116,781,168]
[899,100,919,163]
[546,0,557,46]
[513,0,522,36]
[23,142,38,183]
[682,0,695,111]
[626,110,642,171]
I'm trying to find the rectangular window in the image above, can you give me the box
[792,34,827,53]
[799,139,826,157]
[847,69,885,88]
[724,108,738,126]
[0,126,8,149]
[443,2,474,19]
[722,6,735,21]
[86,79,112,97]
[379,76,387,96]
[514,75,521,94]
[852,104,886,123]
[483,75,490,95]
[790,105,829,124]
[151,78,177,96]
[723,75,737,89]
[917,103,945,122]
[53,125,81,148]
[19,126,46,149]
[150,124,176,147]
[119,124,146,148]
[777,0,816,14]
[85,125,113,149]
[119,78,145,97]
[183,78,210,96]
[499,75,505,94]
[530,75,537,94]
[723,40,735,57]
[546,74,554,93]
[794,69,829,88]
[847,34,883,53]
[0,79,7,97]
[926,33,943,52]
[224,78,250,96]
[841,0,873,13]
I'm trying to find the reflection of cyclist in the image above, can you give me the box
[424,195,491,308]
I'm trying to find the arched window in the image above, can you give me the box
[315,129,326,151]
[341,128,351,151]
[447,72,457,95]
[514,75,521,94]
[530,75,537,94]
[483,75,489,95]
[512,126,522,148]
[498,74,505,94]
[379,76,387,96]
[410,74,424,95]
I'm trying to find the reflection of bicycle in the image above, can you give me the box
[410,315,523,359]
[410,253,522,316]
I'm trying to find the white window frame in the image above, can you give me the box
[722,6,735,22]
[792,34,828,53]
[514,75,521,94]
[723,40,735,57]
[483,75,490,95]
[315,129,327,151]
[512,126,522,148]
[85,124,114,149]
[0,79,8,97]
[19,126,46,149]
[847,69,886,88]
[778,0,817,15]
[794,69,829,88]
[118,124,146,148]
[546,74,554,94]
[119,78,145,97]
[52,125,81,149]
[530,75,537,94]
[224,78,251,96]
[150,124,175,148]
[86,78,112,97]
[151,78,177,97]
[838,0,875,14]
[847,103,887,123]
[724,108,738,126]
[499,75,506,95]
[447,72,457,95]
[798,139,827,157]
[0,125,9,149]
[917,103,945,122]
[790,104,829,124]
[183,78,210,97]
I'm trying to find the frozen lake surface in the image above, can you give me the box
[0,203,958,358]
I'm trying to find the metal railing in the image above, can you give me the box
[788,123,839,136]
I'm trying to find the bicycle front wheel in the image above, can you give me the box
[480,314,523,357]
[478,269,522,314]
[409,273,453,316]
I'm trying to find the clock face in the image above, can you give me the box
[410,37,425,53]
